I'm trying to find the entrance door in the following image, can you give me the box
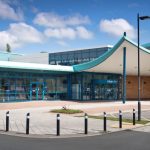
[95,84,105,99]
[93,79,118,100]
[30,82,45,100]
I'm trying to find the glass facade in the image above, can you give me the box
[49,47,110,65]
[0,70,122,102]
[0,70,68,102]
[70,73,122,101]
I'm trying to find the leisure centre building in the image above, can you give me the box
[0,33,149,102]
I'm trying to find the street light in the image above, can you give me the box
[139,16,150,20]
[137,13,150,121]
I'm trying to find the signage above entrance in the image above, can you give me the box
[92,79,118,84]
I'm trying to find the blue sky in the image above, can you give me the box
[0,0,150,54]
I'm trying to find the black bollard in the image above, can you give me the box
[103,112,107,132]
[133,109,136,125]
[26,113,30,135]
[119,110,122,128]
[138,101,141,121]
[56,114,60,136]
[84,113,88,134]
[6,111,9,132]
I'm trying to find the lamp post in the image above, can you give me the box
[137,14,150,121]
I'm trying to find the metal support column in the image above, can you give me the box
[123,47,126,104]
[67,74,72,100]
[29,84,32,101]
[42,82,45,100]
[80,74,83,101]
[137,13,141,121]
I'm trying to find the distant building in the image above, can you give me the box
[49,46,112,65]
[13,52,49,64]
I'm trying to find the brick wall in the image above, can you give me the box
[126,76,150,100]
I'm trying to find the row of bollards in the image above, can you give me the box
[103,109,136,131]
[4,109,136,135]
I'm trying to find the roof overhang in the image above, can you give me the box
[0,61,74,73]
[73,36,150,76]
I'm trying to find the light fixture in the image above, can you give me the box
[139,16,150,20]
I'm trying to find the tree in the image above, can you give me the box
[6,43,11,52]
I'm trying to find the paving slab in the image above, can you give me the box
[0,101,149,137]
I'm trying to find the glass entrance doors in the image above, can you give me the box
[93,79,118,100]
[30,82,45,100]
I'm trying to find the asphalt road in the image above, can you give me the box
[0,130,150,150]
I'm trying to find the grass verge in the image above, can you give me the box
[77,115,150,125]
[51,109,83,114]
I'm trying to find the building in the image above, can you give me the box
[13,52,49,64]
[0,34,149,102]
[49,46,112,66]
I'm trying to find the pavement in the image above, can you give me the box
[1,100,150,114]
[0,106,134,137]
[0,100,150,137]
[0,130,150,150]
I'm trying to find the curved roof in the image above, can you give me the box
[0,35,149,75]
[0,61,74,72]
[73,35,150,75]
[142,43,150,49]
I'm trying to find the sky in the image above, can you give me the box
[0,0,150,54]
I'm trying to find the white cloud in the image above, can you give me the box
[34,12,93,41]
[44,26,93,40]
[0,31,20,48]
[76,26,93,39]
[66,15,90,26]
[8,23,44,43]
[44,27,76,39]
[33,12,90,28]
[100,18,136,39]
[0,23,44,50]
[0,0,24,21]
